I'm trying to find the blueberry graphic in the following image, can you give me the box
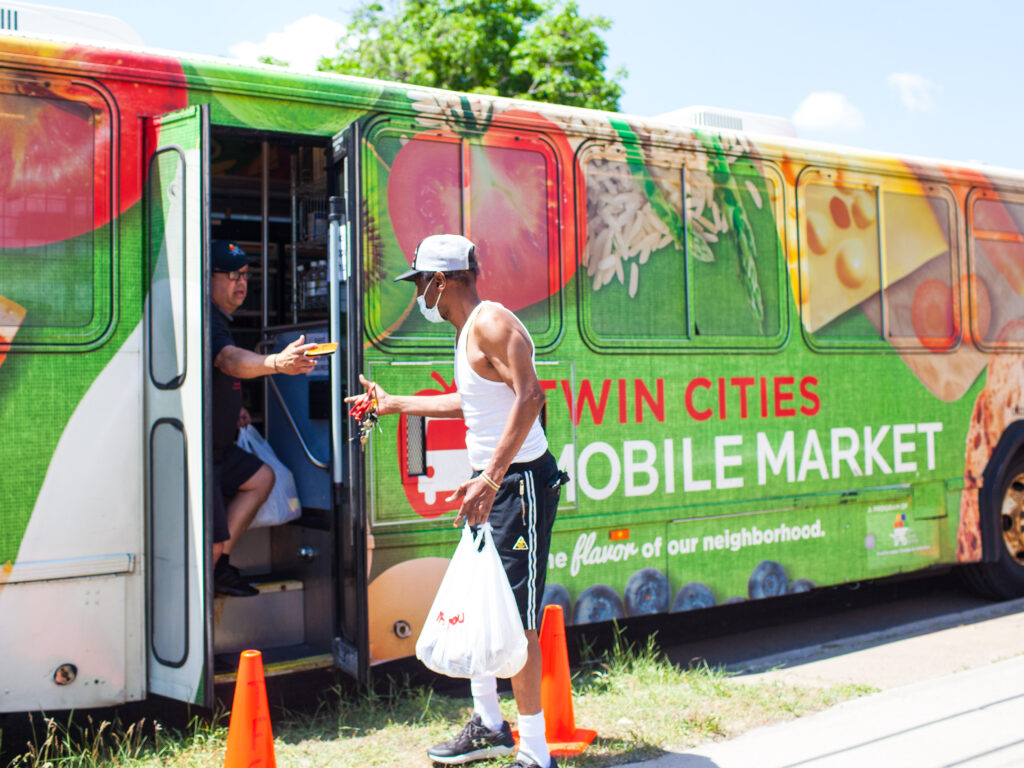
[788,578,816,594]
[541,583,573,624]
[624,568,670,616]
[864,533,876,550]
[573,584,625,625]
[671,582,716,612]
[722,596,748,605]
[748,560,788,599]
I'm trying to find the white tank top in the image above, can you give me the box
[455,301,548,470]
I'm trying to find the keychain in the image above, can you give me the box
[348,395,380,450]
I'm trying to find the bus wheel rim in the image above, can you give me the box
[1001,472,1024,563]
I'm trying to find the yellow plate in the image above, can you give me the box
[304,342,338,357]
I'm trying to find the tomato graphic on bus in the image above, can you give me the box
[397,372,471,518]
[0,43,186,249]
[386,110,579,313]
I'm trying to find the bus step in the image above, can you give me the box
[213,578,304,656]
[213,642,334,681]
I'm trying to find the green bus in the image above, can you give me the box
[2,28,1024,714]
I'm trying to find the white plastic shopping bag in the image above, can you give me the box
[416,523,528,678]
[235,425,302,528]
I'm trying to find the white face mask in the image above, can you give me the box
[417,284,444,323]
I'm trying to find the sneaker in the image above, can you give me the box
[214,558,258,597]
[510,756,558,768]
[427,713,515,764]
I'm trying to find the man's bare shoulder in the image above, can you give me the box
[472,302,525,344]
[475,301,516,326]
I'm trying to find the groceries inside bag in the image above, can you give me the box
[416,523,528,679]
[235,425,302,527]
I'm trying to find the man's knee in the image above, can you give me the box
[255,463,275,497]
[240,462,275,498]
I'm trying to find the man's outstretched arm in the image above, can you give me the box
[346,373,464,418]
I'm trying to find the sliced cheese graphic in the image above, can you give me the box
[797,177,987,401]
[0,295,26,368]
[801,181,950,333]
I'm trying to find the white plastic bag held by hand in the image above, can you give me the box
[235,425,301,527]
[416,523,528,679]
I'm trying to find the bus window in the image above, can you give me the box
[970,193,1024,350]
[801,180,882,344]
[364,130,462,348]
[0,75,113,348]
[882,189,955,351]
[365,125,560,350]
[799,173,953,350]
[691,163,783,340]
[579,146,688,347]
[467,140,558,341]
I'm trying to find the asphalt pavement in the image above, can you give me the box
[617,597,1024,768]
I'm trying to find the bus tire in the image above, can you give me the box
[962,453,1024,600]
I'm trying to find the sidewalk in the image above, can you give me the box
[617,598,1024,767]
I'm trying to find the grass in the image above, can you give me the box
[2,628,874,768]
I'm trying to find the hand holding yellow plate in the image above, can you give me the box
[304,342,338,357]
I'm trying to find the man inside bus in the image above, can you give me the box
[210,240,317,596]
[346,234,565,768]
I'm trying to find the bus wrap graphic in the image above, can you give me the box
[396,372,469,518]
[4,29,1024,712]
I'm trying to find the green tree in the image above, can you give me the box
[318,0,626,111]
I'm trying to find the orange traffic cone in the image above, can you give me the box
[539,604,596,756]
[224,650,276,768]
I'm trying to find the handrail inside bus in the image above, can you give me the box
[267,375,330,470]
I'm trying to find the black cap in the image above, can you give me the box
[212,240,249,272]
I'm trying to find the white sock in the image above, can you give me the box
[470,676,503,733]
[516,710,550,768]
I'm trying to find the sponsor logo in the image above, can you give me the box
[513,536,528,551]
[889,513,916,547]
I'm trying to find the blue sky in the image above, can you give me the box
[34,0,1024,170]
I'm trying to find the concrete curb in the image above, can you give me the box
[728,595,1024,677]
[614,597,1024,766]
[616,655,1024,767]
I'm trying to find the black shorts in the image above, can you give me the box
[212,443,264,543]
[476,451,565,631]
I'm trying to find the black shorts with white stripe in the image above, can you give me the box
[475,450,565,631]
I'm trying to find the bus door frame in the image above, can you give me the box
[329,121,369,684]
[142,104,214,707]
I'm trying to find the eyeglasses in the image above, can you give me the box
[215,269,249,282]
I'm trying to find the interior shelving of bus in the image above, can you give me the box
[207,127,341,678]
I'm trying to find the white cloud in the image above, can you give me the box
[791,92,865,133]
[888,72,940,112]
[229,15,348,72]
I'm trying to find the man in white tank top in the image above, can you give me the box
[347,234,564,768]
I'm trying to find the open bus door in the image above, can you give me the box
[330,123,370,685]
[142,105,214,707]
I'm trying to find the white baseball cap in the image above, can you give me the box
[393,234,478,282]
